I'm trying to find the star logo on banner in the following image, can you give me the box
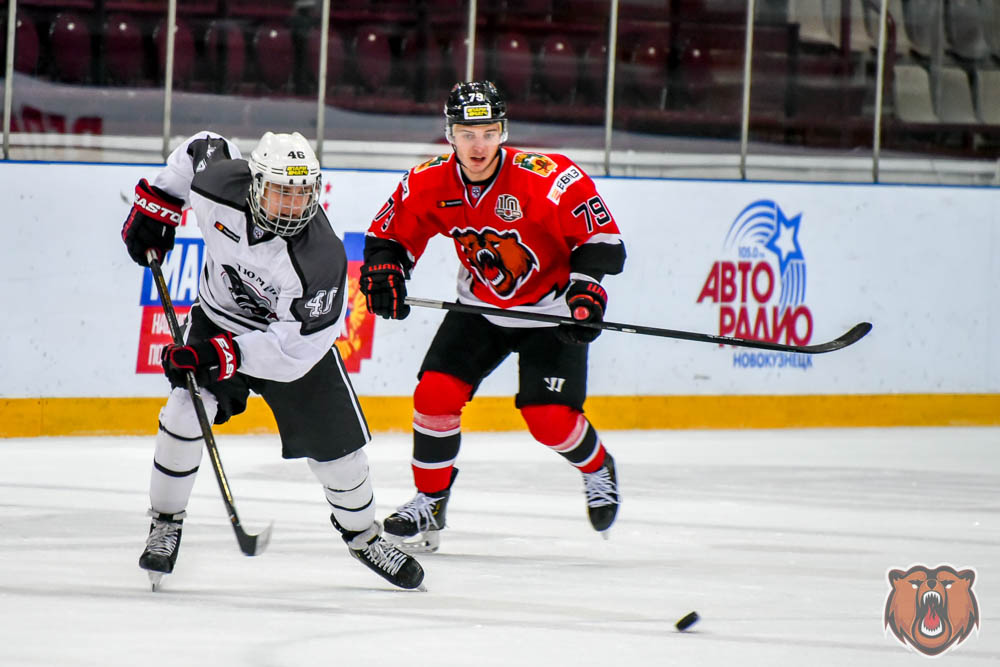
[322,182,332,211]
[765,206,804,275]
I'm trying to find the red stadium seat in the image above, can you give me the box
[253,22,294,90]
[49,12,92,83]
[493,32,533,100]
[675,38,714,109]
[305,27,348,89]
[622,32,668,107]
[353,25,393,91]
[103,13,144,84]
[0,13,40,75]
[204,21,246,92]
[537,34,577,101]
[579,38,607,102]
[154,18,196,85]
[400,30,450,99]
[447,34,488,84]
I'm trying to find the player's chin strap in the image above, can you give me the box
[146,250,273,557]
[403,296,873,355]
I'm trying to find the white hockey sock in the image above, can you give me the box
[149,387,216,515]
[308,450,374,533]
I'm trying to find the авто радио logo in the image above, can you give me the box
[697,199,813,370]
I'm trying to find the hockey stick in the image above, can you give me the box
[404,297,872,354]
[147,251,272,556]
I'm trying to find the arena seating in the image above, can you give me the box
[103,13,144,84]
[353,25,394,92]
[6,0,1000,157]
[0,13,40,74]
[536,34,578,102]
[154,17,196,85]
[305,27,348,92]
[493,32,534,100]
[252,22,294,91]
[49,11,91,82]
[204,19,246,92]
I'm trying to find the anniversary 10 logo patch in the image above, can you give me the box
[696,199,814,370]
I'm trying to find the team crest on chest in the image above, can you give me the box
[495,194,523,222]
[451,226,539,298]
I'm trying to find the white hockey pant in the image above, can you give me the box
[308,450,374,533]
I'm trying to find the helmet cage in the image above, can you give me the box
[248,132,322,237]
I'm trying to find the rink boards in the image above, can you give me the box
[2,162,999,435]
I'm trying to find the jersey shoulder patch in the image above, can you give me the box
[191,159,252,211]
[512,151,559,177]
[413,153,450,174]
[546,164,586,204]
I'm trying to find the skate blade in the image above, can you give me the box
[384,530,441,554]
[147,571,165,591]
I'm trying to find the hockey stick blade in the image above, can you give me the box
[236,521,274,556]
[405,297,872,355]
[147,251,272,557]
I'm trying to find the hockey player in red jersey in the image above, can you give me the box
[360,81,626,552]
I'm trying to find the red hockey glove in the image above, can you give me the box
[557,279,607,345]
[359,262,410,320]
[122,178,183,267]
[161,333,241,387]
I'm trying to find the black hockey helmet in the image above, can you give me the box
[444,80,508,143]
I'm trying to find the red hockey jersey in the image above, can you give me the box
[366,147,625,325]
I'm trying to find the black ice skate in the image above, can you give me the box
[383,469,457,553]
[582,453,620,535]
[139,510,185,591]
[332,517,426,591]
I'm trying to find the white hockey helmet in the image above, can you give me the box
[248,131,322,237]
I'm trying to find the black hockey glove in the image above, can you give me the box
[557,279,607,345]
[160,332,241,387]
[122,178,184,267]
[359,262,410,320]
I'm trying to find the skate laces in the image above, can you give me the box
[583,466,618,508]
[394,494,442,532]
[362,539,409,576]
[146,519,181,557]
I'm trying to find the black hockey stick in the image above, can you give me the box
[147,251,272,556]
[404,297,872,354]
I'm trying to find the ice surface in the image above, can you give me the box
[1,428,998,666]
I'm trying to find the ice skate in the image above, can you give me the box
[582,453,619,535]
[383,469,457,553]
[332,517,426,590]
[138,510,185,591]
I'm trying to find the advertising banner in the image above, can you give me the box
[1,162,998,402]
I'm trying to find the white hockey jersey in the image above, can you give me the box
[152,131,347,383]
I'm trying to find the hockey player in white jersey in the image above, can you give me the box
[121,130,425,590]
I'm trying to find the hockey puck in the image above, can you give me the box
[675,611,700,631]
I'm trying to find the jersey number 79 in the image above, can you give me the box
[571,195,612,233]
